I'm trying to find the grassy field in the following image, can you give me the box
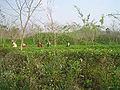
[0,45,120,90]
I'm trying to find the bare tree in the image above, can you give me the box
[74,5,104,45]
[45,0,58,45]
[107,13,120,44]
[5,0,43,50]
[0,8,7,47]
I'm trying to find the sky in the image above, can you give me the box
[0,0,120,26]
[53,0,120,25]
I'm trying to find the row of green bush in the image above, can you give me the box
[0,47,120,89]
[1,32,120,46]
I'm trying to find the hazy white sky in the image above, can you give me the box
[53,0,120,25]
[0,0,120,26]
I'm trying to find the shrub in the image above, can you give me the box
[0,47,120,89]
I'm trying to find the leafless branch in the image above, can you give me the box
[5,0,19,14]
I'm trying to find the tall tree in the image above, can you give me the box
[74,5,104,45]
[46,0,58,45]
[5,0,43,50]
[0,9,7,47]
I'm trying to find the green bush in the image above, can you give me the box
[0,47,120,89]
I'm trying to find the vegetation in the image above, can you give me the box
[0,0,120,89]
[0,46,120,89]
